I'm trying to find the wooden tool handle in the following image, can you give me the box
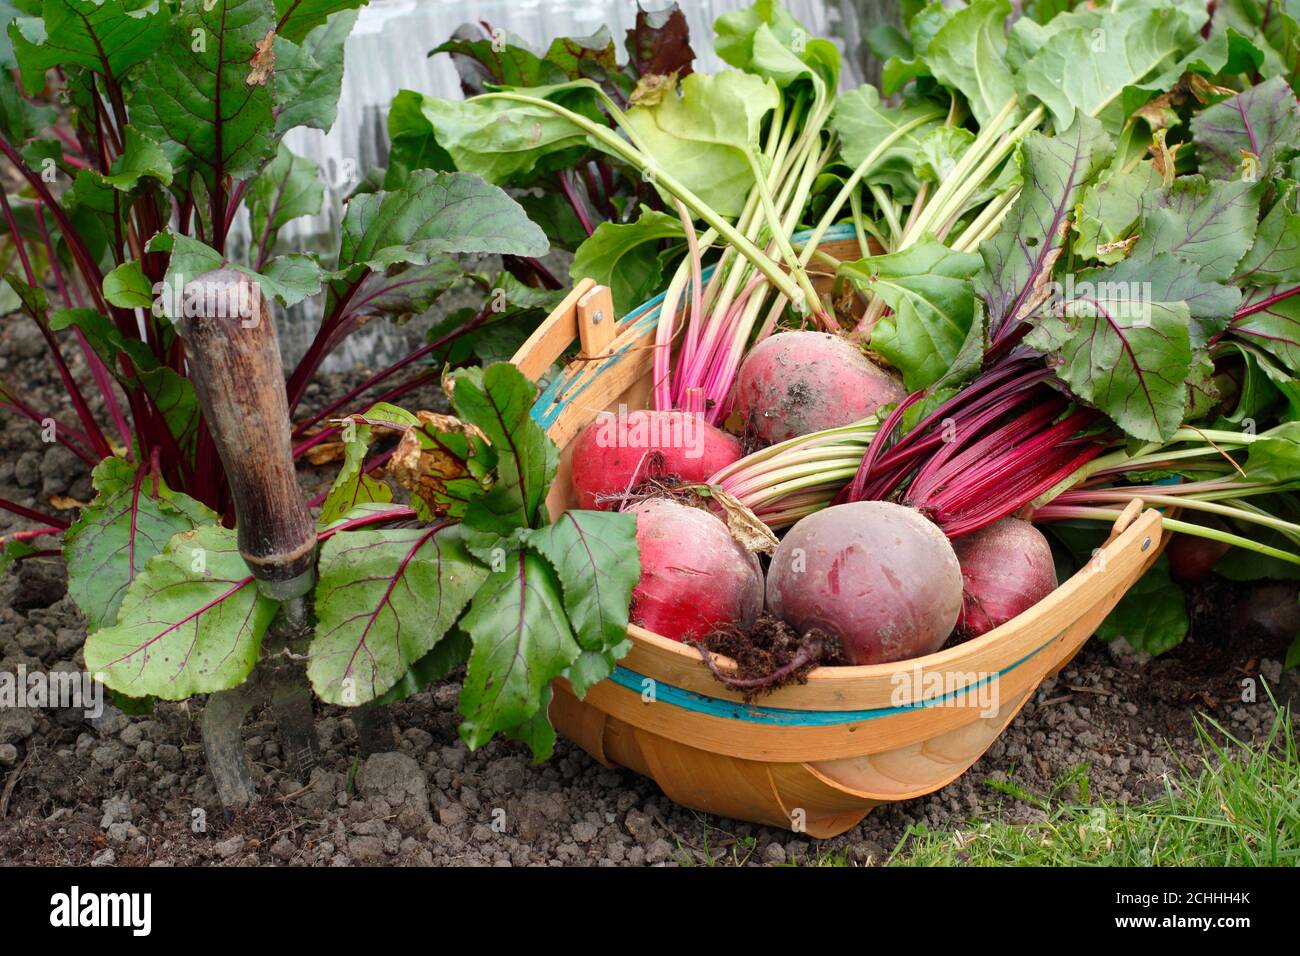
[181,269,316,599]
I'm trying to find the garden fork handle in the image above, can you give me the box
[180,269,317,600]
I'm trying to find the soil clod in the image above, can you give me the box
[691,615,847,700]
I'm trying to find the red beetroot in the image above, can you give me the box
[952,517,1057,638]
[571,409,742,510]
[733,330,906,444]
[1167,530,1232,583]
[629,498,763,642]
[766,501,962,664]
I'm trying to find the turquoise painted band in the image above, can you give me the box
[601,628,1063,727]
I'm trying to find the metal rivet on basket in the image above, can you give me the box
[1141,537,1151,552]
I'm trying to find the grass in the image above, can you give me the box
[887,703,1299,866]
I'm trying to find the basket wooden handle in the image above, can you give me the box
[180,269,317,599]
[1105,498,1146,545]
[511,278,604,382]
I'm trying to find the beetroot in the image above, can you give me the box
[951,517,1057,638]
[766,501,962,665]
[570,409,742,510]
[629,498,763,642]
[1167,530,1231,583]
[733,330,906,444]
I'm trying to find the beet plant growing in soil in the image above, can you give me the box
[0,0,645,804]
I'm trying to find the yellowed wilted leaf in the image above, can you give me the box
[630,71,678,107]
[248,30,275,86]
[1096,236,1138,259]
[1149,129,1181,186]
[304,442,345,466]
[388,411,488,518]
[708,487,779,555]
[1013,245,1062,323]
[1186,74,1234,105]
[49,495,91,510]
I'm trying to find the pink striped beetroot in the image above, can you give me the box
[629,498,763,642]
[733,331,905,445]
[570,409,741,510]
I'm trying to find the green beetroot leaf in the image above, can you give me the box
[713,0,839,94]
[317,403,418,526]
[66,128,172,241]
[8,0,167,94]
[247,142,325,265]
[0,538,39,577]
[383,89,454,188]
[976,115,1113,337]
[41,298,154,376]
[0,61,53,140]
[101,260,153,309]
[1167,24,1265,81]
[1235,183,1300,287]
[336,169,548,270]
[501,685,558,762]
[1240,422,1300,482]
[1088,251,1240,349]
[925,0,1019,128]
[1095,555,1188,655]
[832,85,944,198]
[1191,77,1300,180]
[273,7,358,135]
[431,24,567,98]
[1223,342,1300,425]
[879,1,950,94]
[1006,1,1104,69]
[1131,176,1264,284]
[569,205,684,316]
[1233,286,1300,377]
[841,238,982,391]
[64,456,216,632]
[1072,159,1161,264]
[1211,0,1300,91]
[451,363,558,534]
[130,0,278,190]
[622,70,780,218]
[524,509,638,697]
[328,170,548,321]
[273,0,367,44]
[307,524,488,706]
[79,127,173,192]
[418,80,612,185]
[457,548,576,755]
[1017,3,1203,135]
[83,524,277,700]
[912,126,974,182]
[1025,273,1194,442]
[148,230,324,312]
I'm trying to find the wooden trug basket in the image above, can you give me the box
[510,234,1167,838]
